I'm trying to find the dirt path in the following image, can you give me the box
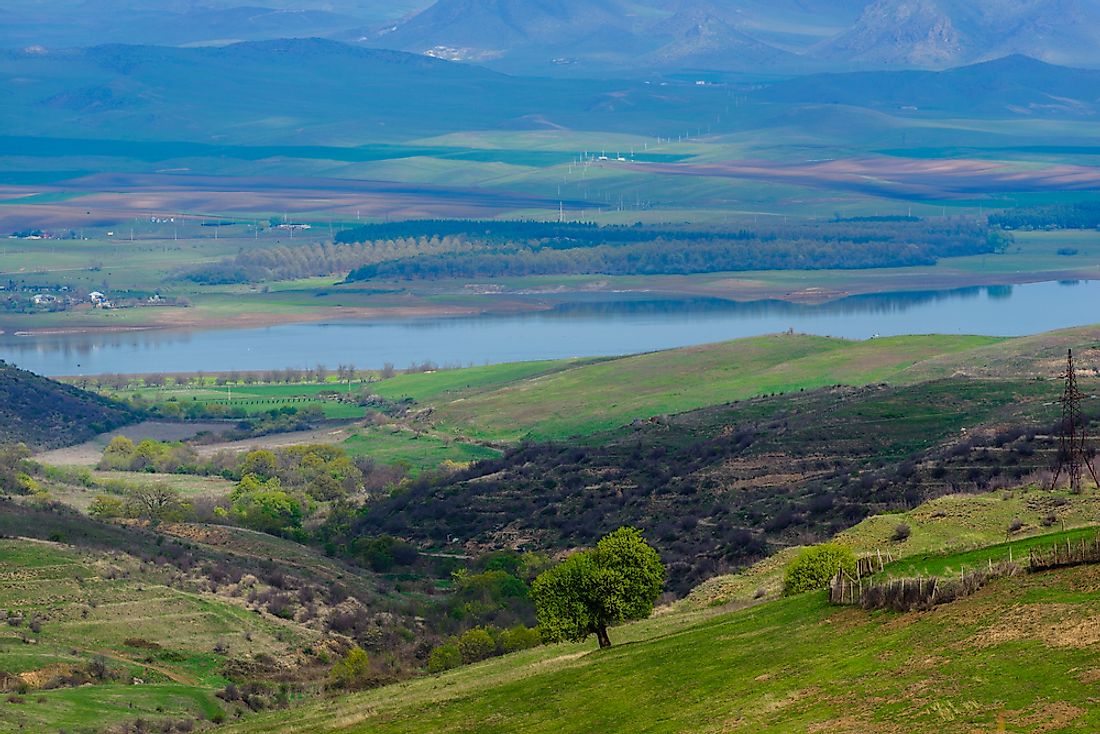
[35,421,228,466]
[191,423,358,457]
[91,649,200,686]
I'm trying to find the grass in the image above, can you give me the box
[342,427,501,472]
[688,486,1100,607]
[223,526,1100,734]
[424,333,1005,442]
[0,538,318,733]
[39,470,236,512]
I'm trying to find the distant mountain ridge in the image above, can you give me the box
[3,39,1096,150]
[761,54,1100,116]
[357,0,1100,73]
[6,0,1100,74]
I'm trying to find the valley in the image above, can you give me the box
[6,2,1100,732]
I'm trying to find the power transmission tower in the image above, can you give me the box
[1050,349,1100,493]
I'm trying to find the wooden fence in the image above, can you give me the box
[830,563,1019,612]
[831,532,1100,612]
[1029,534,1100,571]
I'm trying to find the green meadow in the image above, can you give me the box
[223,525,1100,734]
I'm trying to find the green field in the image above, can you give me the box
[222,525,1100,734]
[89,325,1100,472]
[342,427,501,472]
[420,333,1006,442]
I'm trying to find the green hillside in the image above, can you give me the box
[0,361,137,449]
[223,527,1100,734]
[0,538,316,734]
[406,333,1005,441]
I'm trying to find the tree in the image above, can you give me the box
[783,543,856,596]
[127,484,185,523]
[100,436,136,469]
[531,527,664,649]
[427,642,461,673]
[240,450,278,481]
[89,494,127,519]
[328,646,371,690]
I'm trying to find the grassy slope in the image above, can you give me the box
[225,527,1100,734]
[0,539,315,733]
[688,486,1100,606]
[425,333,1005,441]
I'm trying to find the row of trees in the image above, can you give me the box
[178,237,475,284]
[346,221,1007,282]
[989,201,1100,230]
[174,218,1006,287]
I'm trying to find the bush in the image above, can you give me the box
[427,641,461,674]
[497,625,541,654]
[457,627,496,664]
[1007,518,1024,534]
[783,543,856,596]
[891,523,912,542]
[328,646,371,690]
[88,494,128,519]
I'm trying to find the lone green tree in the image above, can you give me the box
[531,527,664,649]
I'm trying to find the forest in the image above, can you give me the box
[988,201,1100,230]
[176,219,1006,285]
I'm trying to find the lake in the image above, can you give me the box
[1,279,1097,376]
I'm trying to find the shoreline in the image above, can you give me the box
[2,268,1098,338]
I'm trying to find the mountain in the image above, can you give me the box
[9,0,1100,74]
[816,0,1100,69]
[760,55,1100,116]
[816,0,964,67]
[1,1,424,49]
[357,0,640,63]
[353,0,1100,74]
[643,4,803,71]
[0,362,137,449]
[0,38,732,142]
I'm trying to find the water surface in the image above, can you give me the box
[1,280,1096,376]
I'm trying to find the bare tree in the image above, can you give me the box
[127,484,184,523]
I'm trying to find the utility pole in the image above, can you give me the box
[1050,349,1100,493]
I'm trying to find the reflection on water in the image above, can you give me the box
[0,280,1096,376]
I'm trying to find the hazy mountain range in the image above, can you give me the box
[4,0,1100,74]
[3,39,1098,148]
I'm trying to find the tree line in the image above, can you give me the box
[988,201,1100,230]
[175,218,1007,286]
[345,219,1006,282]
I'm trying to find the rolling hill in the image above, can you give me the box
[220,527,1100,733]
[759,55,1100,116]
[0,361,137,448]
[0,38,732,142]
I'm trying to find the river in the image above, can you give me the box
[1,280,1097,376]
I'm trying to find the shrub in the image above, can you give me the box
[891,523,912,542]
[497,625,541,654]
[427,641,461,674]
[783,543,856,596]
[328,645,371,690]
[457,627,496,664]
[1007,518,1024,534]
[88,494,128,520]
